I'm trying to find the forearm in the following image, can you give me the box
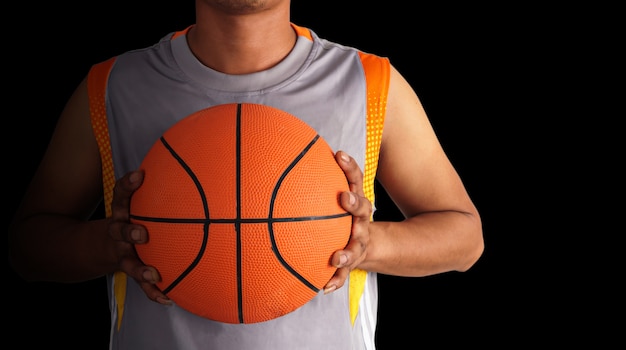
[358,210,483,276]
[8,214,118,283]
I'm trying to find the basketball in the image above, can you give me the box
[130,103,352,324]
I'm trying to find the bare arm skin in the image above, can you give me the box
[8,77,169,303]
[325,65,483,290]
[8,77,112,282]
[10,48,481,303]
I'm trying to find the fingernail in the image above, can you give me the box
[340,153,350,163]
[131,229,142,242]
[143,270,155,283]
[324,284,337,294]
[348,192,356,205]
[157,296,172,305]
[129,171,140,183]
[339,254,348,267]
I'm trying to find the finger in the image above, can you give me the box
[108,170,148,243]
[340,191,372,220]
[120,257,171,305]
[335,151,365,196]
[107,219,148,243]
[139,280,172,305]
[324,266,349,294]
[333,234,366,269]
[332,191,371,269]
[329,224,368,271]
[110,170,144,222]
[340,191,372,259]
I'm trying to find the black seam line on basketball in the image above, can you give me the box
[128,212,351,224]
[268,134,323,293]
[159,136,211,295]
[236,103,244,324]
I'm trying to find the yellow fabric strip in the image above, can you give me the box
[348,52,390,325]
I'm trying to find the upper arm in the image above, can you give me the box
[376,65,478,218]
[15,76,104,221]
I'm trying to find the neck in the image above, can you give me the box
[188,1,296,75]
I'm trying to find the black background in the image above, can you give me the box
[7,2,613,348]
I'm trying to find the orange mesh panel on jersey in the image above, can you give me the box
[88,57,116,217]
[87,57,127,331]
[348,52,390,325]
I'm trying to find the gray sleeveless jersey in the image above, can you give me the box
[93,24,388,350]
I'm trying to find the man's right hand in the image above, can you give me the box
[109,170,172,305]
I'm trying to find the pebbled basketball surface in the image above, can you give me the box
[131,103,352,323]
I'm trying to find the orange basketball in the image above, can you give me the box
[130,103,351,324]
